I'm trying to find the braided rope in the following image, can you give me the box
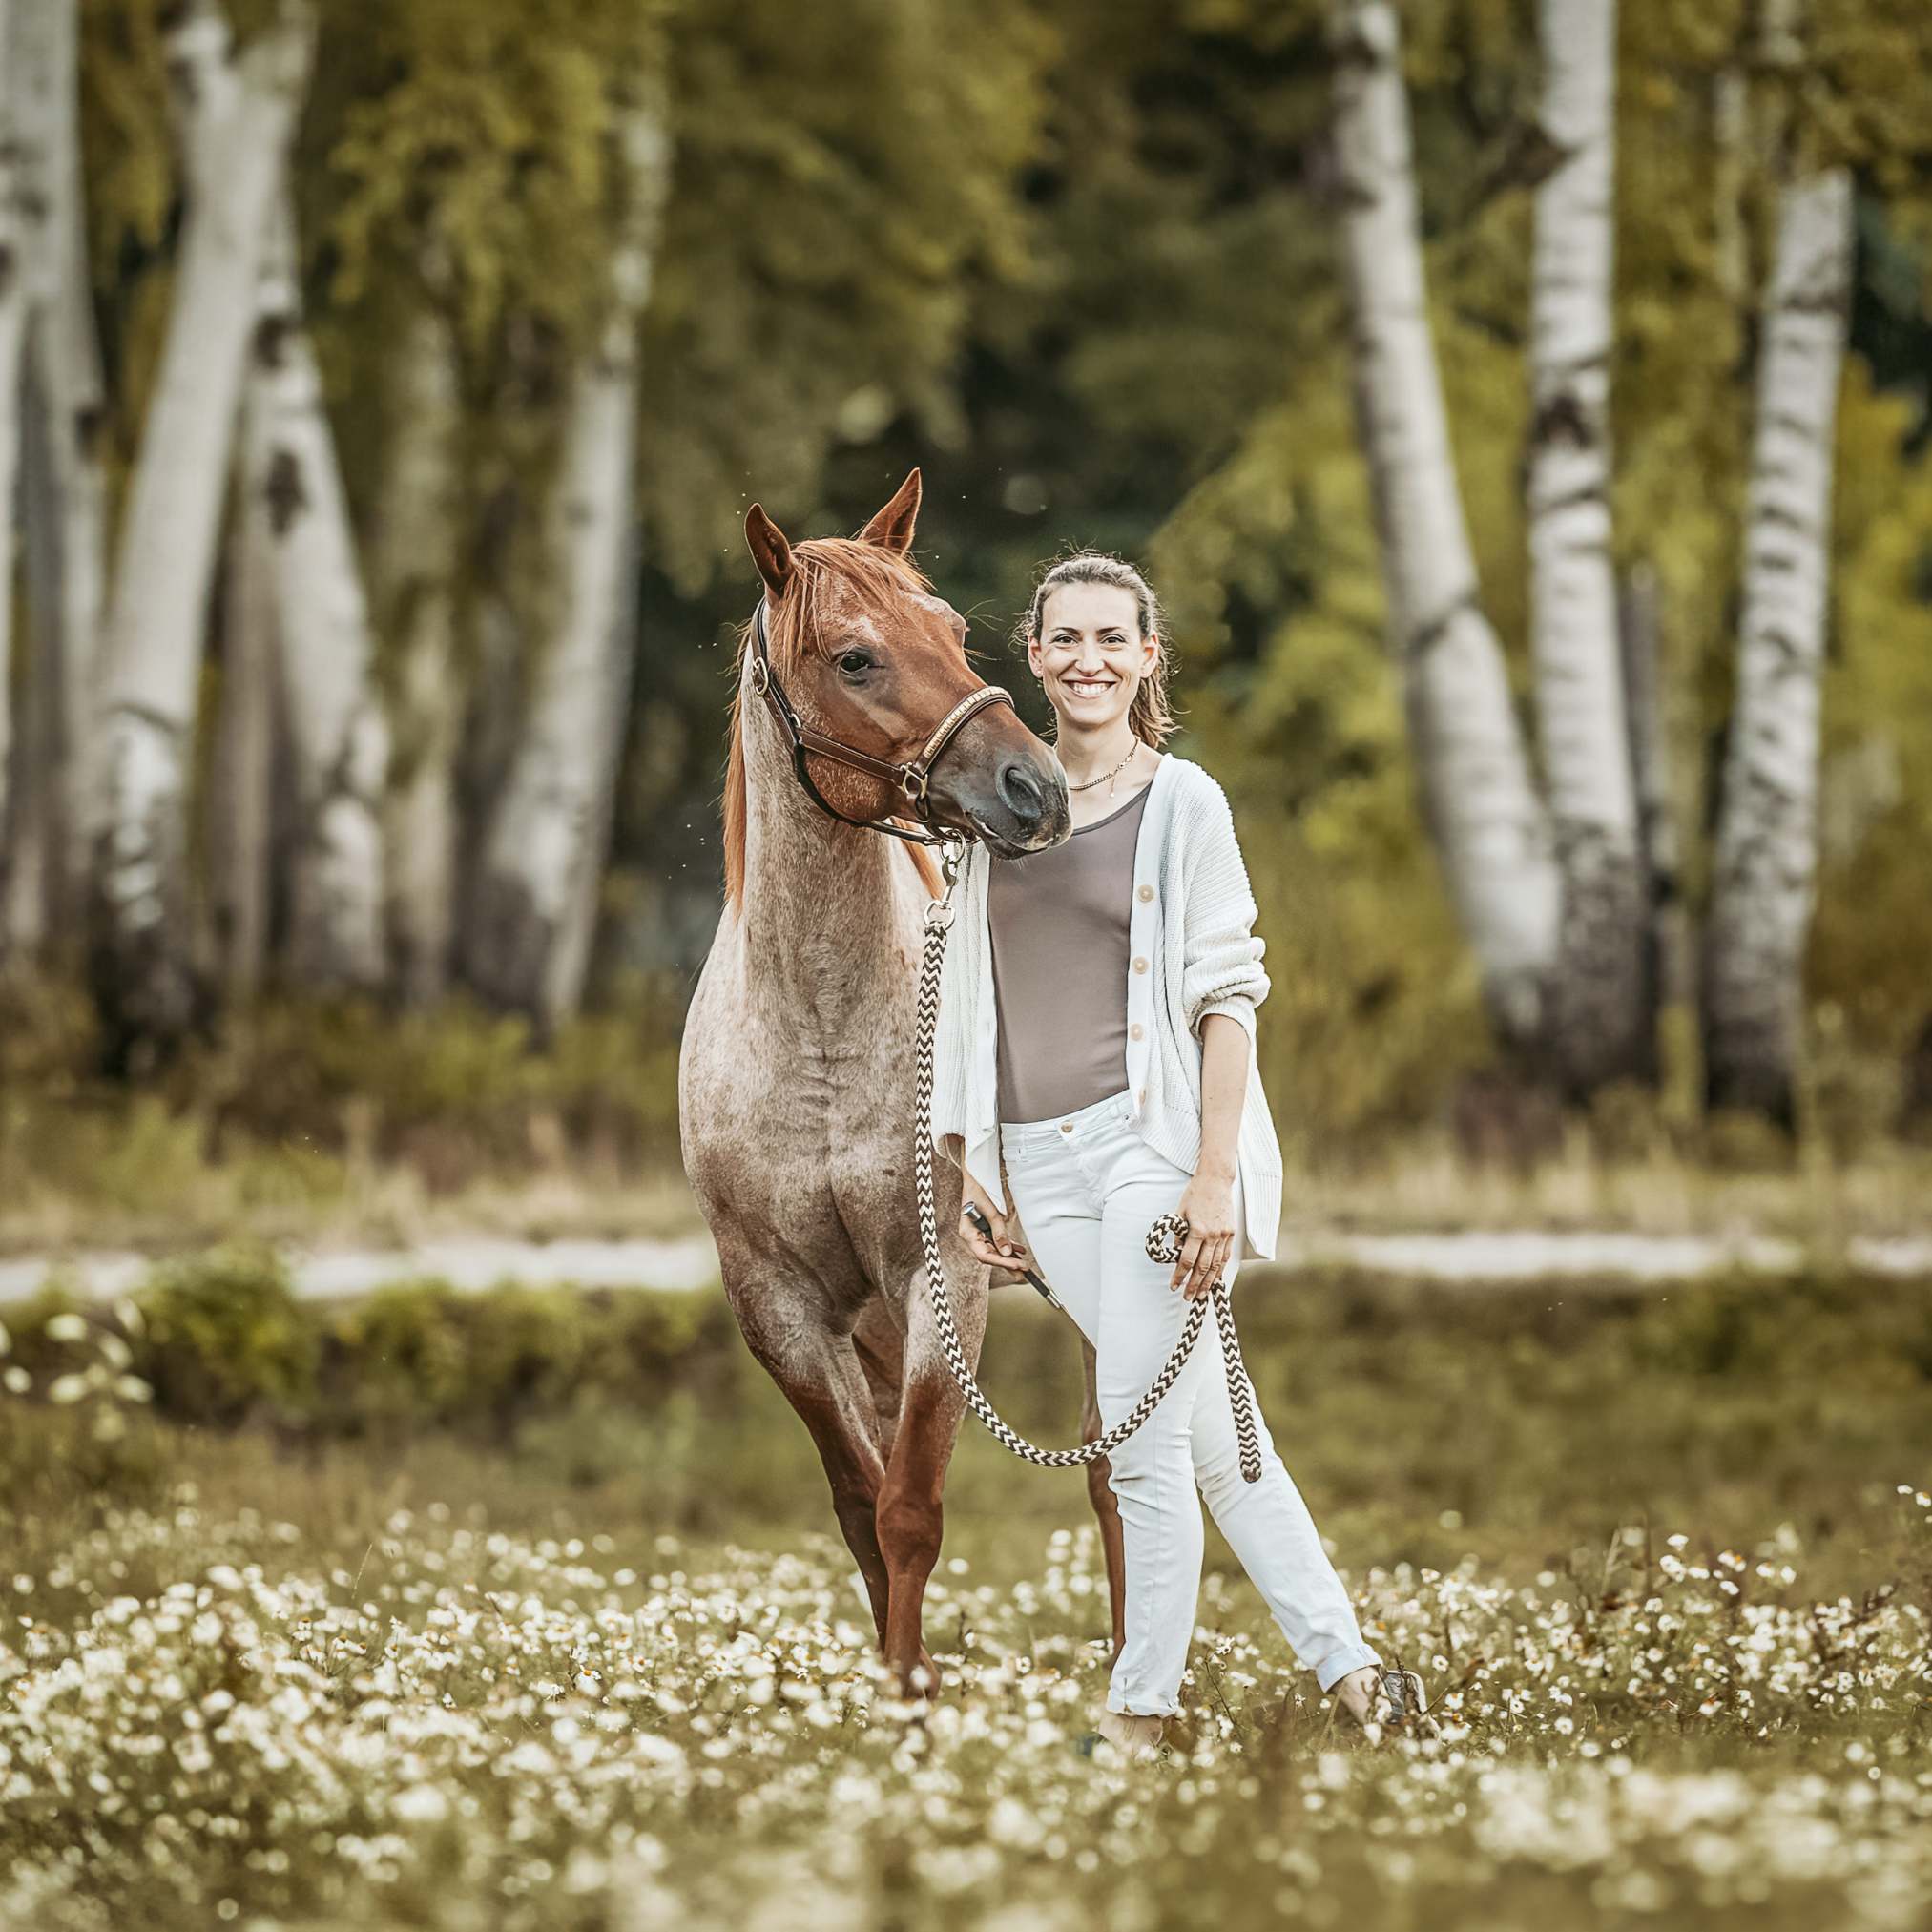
[915,881,1261,1484]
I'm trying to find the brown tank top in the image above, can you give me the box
[988,779,1153,1124]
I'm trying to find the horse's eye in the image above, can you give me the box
[838,651,872,676]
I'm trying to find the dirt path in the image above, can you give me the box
[6,1225,1929,1306]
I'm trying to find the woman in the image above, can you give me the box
[931,551,1426,1760]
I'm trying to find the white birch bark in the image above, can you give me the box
[377,305,465,1008]
[1703,168,1853,1122]
[463,103,672,1025]
[88,0,313,1050]
[1329,0,1558,1049]
[10,0,108,951]
[1527,0,1649,1090]
[241,189,389,987]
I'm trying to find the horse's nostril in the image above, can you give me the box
[999,764,1044,824]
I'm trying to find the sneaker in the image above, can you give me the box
[1372,1665,1429,1728]
[1335,1664,1430,1739]
[1092,1708,1166,1763]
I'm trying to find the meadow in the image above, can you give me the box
[1,1257,1928,1929]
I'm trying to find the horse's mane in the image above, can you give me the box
[723,537,944,907]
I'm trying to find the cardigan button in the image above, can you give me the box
[1129,1023,1144,1040]
[1132,956,1148,974]
[1137,883,1153,902]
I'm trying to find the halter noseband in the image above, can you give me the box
[747,594,1016,848]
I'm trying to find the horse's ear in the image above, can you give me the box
[745,503,794,601]
[859,467,922,555]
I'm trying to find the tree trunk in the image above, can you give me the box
[377,307,465,1008]
[10,0,108,956]
[1902,1011,1932,1139]
[461,103,671,1027]
[208,458,278,1002]
[1526,0,1649,1093]
[1616,561,1689,1091]
[1329,0,1558,1052]
[241,188,388,988]
[0,0,30,896]
[1701,168,1853,1125]
[87,0,313,1058]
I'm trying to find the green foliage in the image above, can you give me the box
[4,1262,1929,1575]
[317,0,670,354]
[1809,374,1932,1073]
[0,981,686,1236]
[636,0,1054,586]
[183,991,682,1176]
[140,1246,318,1424]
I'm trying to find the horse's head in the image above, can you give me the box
[740,469,1068,862]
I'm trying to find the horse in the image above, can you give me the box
[678,469,1127,1691]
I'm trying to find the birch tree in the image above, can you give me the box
[378,305,465,1008]
[208,447,280,1002]
[461,99,673,1026]
[1527,0,1650,1091]
[239,190,389,987]
[1702,167,1853,1124]
[10,0,107,952]
[1616,563,1686,1070]
[1328,0,1559,1050]
[88,0,313,1053]
[0,0,28,875]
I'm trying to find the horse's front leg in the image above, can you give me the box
[726,1274,893,1643]
[875,1258,986,1694]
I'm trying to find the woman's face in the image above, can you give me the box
[1029,583,1156,730]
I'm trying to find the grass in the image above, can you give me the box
[1,1264,1929,1927]
[0,966,1926,1254]
[1274,1132,1932,1241]
[5,1132,1932,1259]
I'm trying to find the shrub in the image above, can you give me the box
[140,1246,317,1427]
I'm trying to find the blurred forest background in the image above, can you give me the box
[1,0,1929,1231]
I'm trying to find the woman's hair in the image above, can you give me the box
[1015,551,1178,748]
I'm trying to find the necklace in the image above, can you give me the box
[1066,739,1139,800]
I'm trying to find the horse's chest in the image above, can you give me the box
[681,964,923,1257]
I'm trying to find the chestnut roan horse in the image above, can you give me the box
[679,470,1127,1691]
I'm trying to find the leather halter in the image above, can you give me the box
[747,594,1016,848]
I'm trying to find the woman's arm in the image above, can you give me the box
[1169,1014,1245,1298]
[1170,780,1267,1298]
[1195,1012,1246,1182]
[1179,784,1269,1046]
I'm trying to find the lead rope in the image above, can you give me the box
[914,850,1261,1484]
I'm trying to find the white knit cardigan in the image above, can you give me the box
[930,750,1285,1261]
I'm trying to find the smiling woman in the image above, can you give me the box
[931,547,1422,1757]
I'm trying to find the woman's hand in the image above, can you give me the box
[960,1198,1030,1278]
[1169,1169,1236,1299]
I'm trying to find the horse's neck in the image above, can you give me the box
[738,688,911,1032]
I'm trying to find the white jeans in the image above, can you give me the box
[998,1084,1382,1715]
